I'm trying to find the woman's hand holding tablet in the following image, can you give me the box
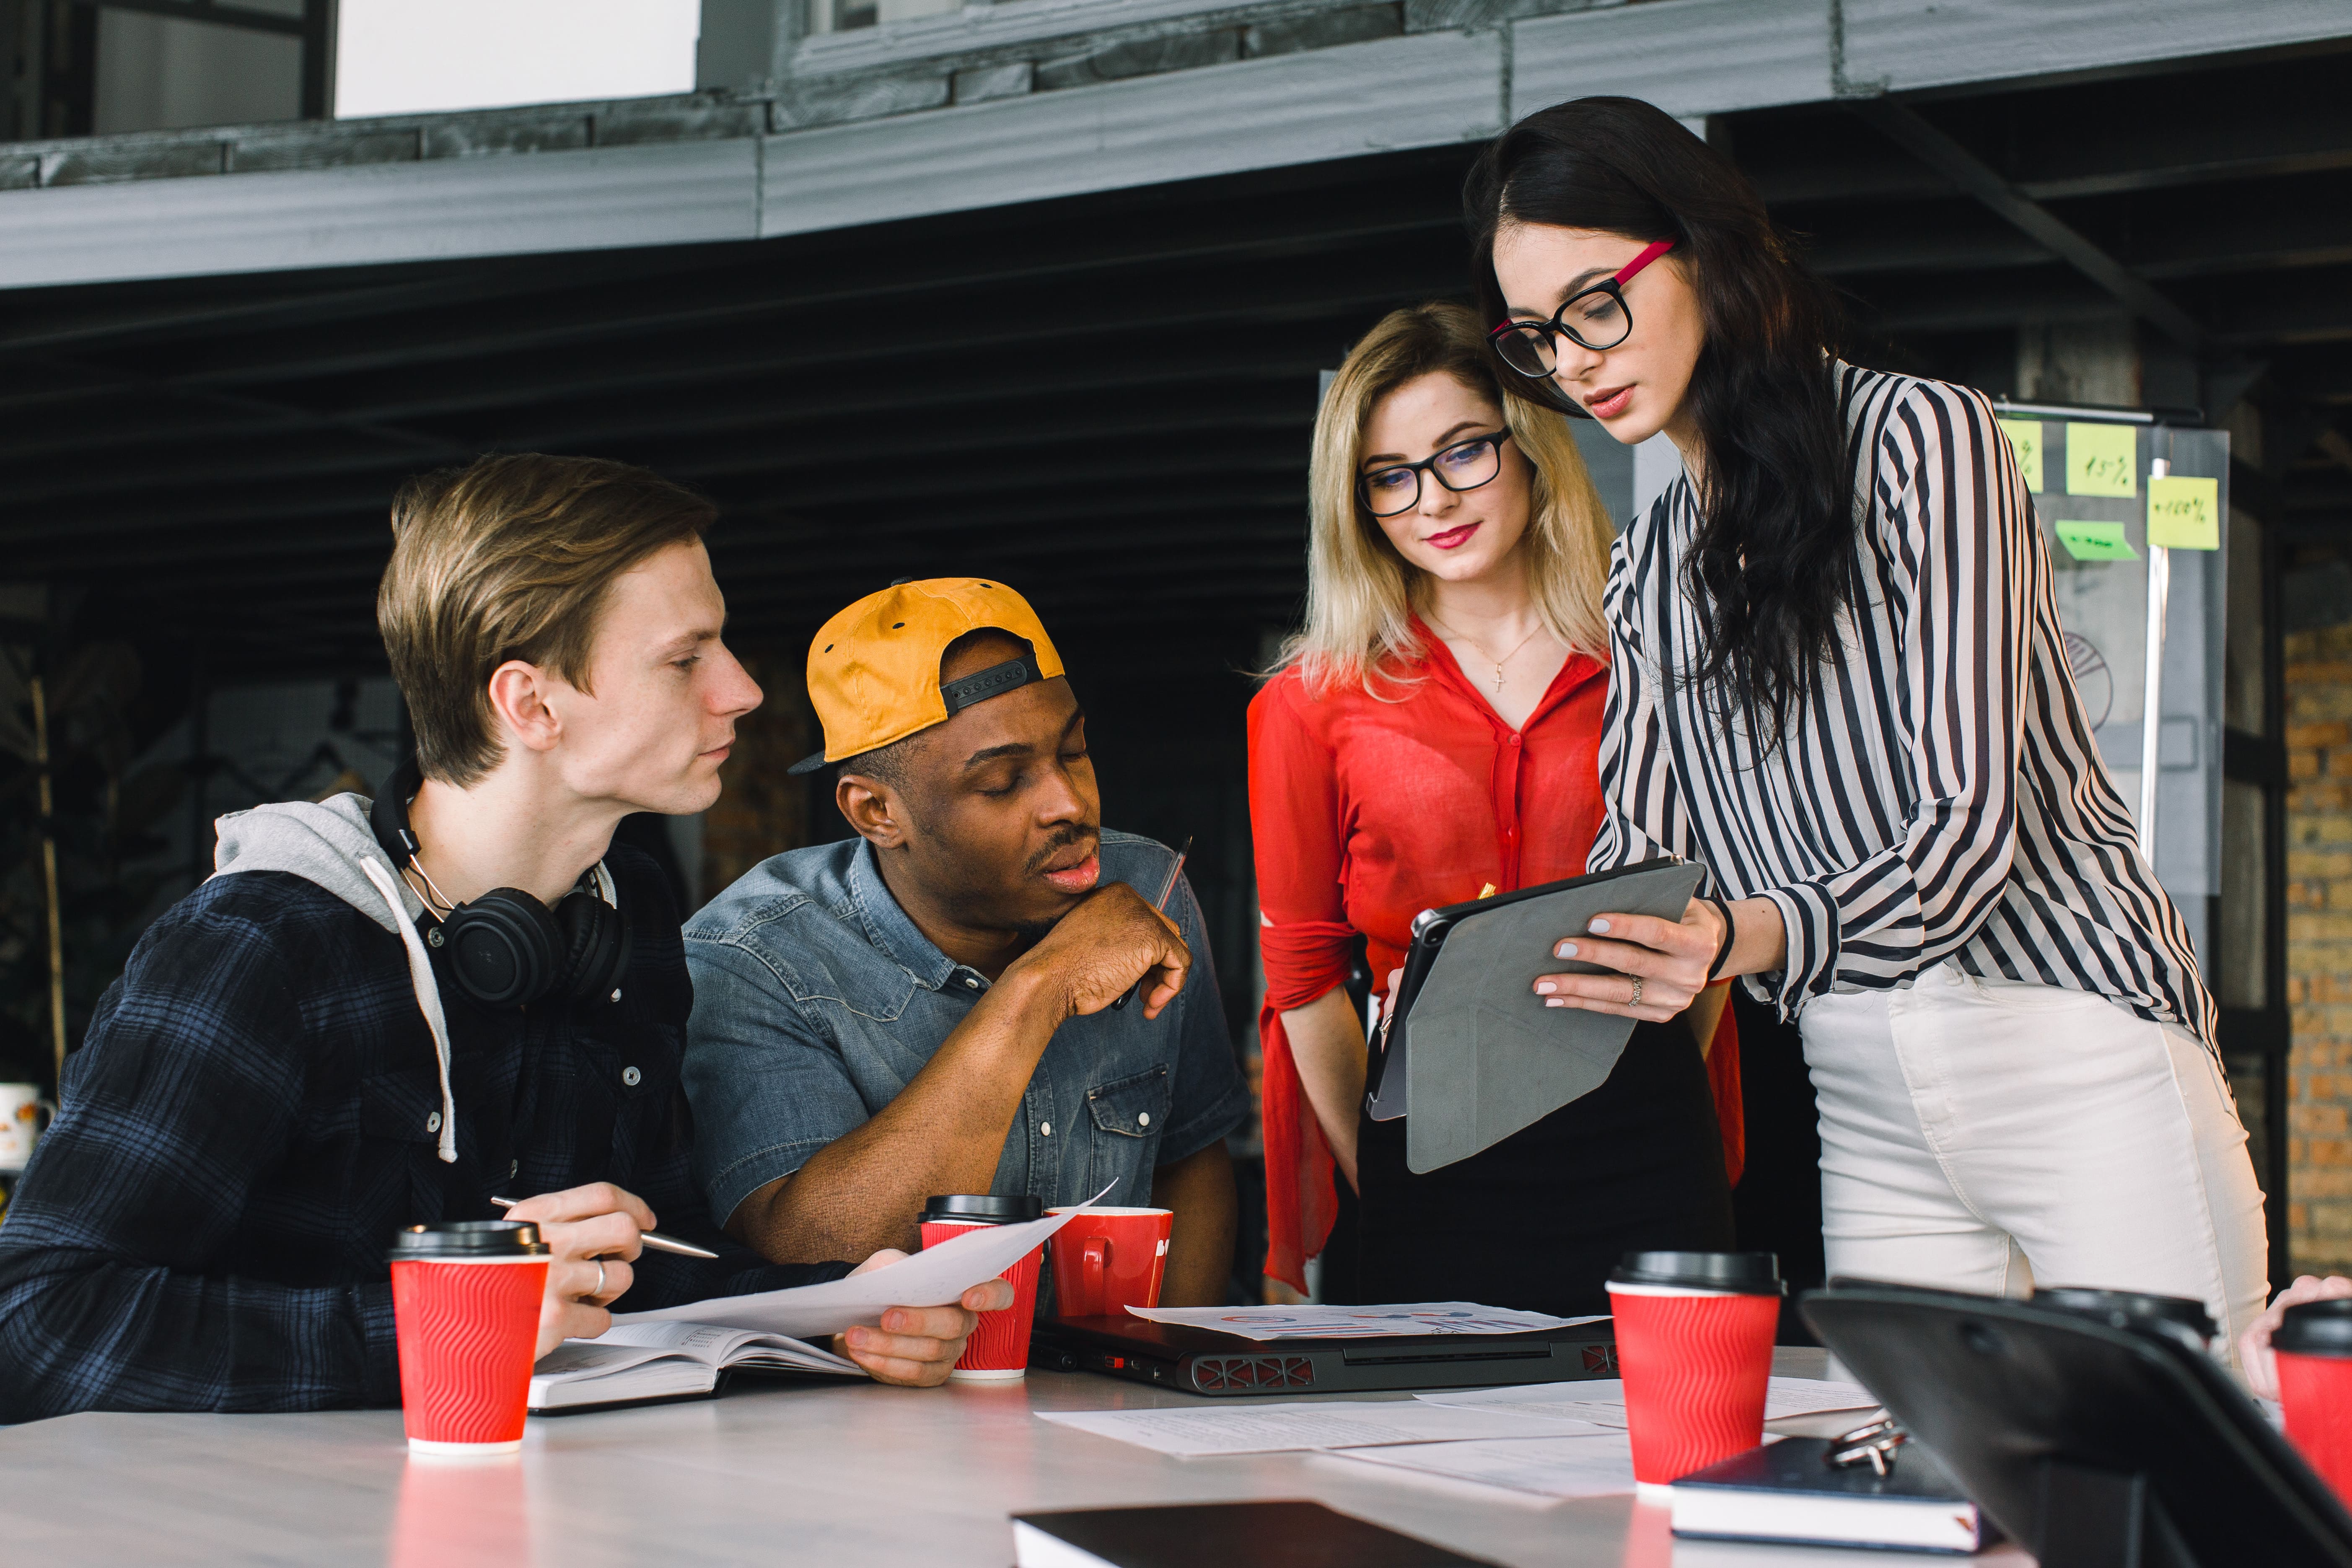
[1532,896,1787,1022]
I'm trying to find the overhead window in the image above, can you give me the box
[334,0,701,119]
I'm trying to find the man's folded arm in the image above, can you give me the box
[685,933,1052,1266]
[0,902,391,1420]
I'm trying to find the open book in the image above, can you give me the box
[528,1320,860,1414]
[532,1200,1092,1414]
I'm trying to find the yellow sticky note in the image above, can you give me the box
[1999,419,2044,492]
[2067,423,2138,498]
[2055,521,2137,562]
[2146,475,2220,550]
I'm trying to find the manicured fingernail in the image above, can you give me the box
[1555,942,1577,959]
[1588,918,1610,933]
[1535,981,1556,995]
[1545,998,1567,1008]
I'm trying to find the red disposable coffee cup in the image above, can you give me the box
[2276,1298,2352,1503]
[1046,1206,1173,1317]
[918,1194,1044,1383]
[1606,1249,1784,1491]
[388,1220,551,1456]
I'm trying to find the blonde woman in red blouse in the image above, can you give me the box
[1250,301,1739,1309]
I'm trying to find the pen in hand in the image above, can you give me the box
[490,1195,721,1260]
[1110,836,1191,1011]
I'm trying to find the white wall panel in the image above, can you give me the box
[0,139,757,289]
[1844,0,2352,93]
[1511,0,1831,124]
[760,30,1505,238]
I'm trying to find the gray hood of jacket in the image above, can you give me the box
[212,793,425,930]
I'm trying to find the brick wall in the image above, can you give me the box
[2288,621,2352,1273]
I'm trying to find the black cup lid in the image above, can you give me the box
[386,1220,550,1260]
[919,1193,1042,1226]
[2033,1286,2217,1342]
[1609,1250,1785,1295]
[2277,1298,2352,1356]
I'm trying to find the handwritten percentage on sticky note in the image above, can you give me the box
[2147,475,2220,551]
[2066,422,2138,498]
[2000,419,2045,493]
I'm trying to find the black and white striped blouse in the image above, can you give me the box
[1590,361,2217,1048]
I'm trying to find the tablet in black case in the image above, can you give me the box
[1365,858,1701,1173]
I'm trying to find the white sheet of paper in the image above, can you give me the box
[1414,1375,1878,1428]
[1122,1302,1604,1341]
[1035,1401,1615,1457]
[1331,1432,1638,1499]
[611,1204,1082,1340]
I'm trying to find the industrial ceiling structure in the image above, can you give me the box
[1,41,2346,678]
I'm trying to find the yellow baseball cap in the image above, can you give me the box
[787,578,1066,775]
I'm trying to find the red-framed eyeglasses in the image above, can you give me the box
[1489,238,1676,376]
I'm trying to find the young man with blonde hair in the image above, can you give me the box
[0,454,997,1422]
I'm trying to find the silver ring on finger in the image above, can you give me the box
[589,1259,607,1303]
[1629,977,1644,1008]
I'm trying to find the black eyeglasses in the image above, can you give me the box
[1489,238,1676,377]
[1357,430,1511,518]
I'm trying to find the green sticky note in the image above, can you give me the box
[2056,520,2138,561]
[2067,422,2138,498]
[2147,474,2220,550]
[2000,419,2045,492]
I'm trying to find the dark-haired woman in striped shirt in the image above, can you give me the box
[1465,97,2265,1358]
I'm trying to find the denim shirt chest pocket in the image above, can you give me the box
[1083,1065,1170,1203]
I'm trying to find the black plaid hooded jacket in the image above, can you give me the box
[0,842,844,1423]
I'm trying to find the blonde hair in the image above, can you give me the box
[1283,301,1616,698]
[378,453,715,786]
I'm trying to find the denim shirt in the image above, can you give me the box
[681,832,1250,1228]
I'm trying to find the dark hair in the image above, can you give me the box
[1465,96,1851,738]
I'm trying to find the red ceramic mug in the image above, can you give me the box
[918,1194,1045,1383]
[1046,1206,1173,1317]
[388,1221,550,1456]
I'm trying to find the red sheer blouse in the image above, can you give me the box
[1247,622,1743,1292]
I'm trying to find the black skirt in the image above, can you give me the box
[1338,1019,1734,1319]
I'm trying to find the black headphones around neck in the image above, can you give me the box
[369,757,633,1010]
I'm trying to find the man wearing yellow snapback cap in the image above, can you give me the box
[681,580,1248,1305]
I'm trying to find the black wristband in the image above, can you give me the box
[1702,894,1737,982]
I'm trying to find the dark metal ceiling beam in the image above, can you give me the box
[2022,148,2352,202]
[1848,98,2209,352]
[0,196,1458,402]
[0,351,1328,518]
[1803,228,2051,279]
[0,391,1309,503]
[2199,263,2352,348]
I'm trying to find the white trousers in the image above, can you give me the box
[1801,962,2269,1365]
